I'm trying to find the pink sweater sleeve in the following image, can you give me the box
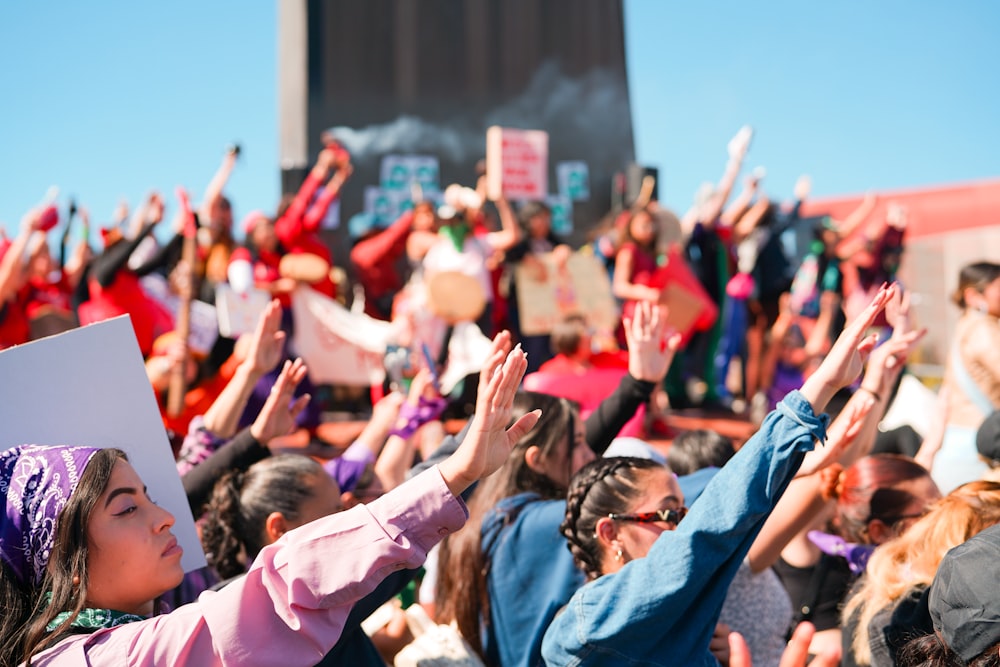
[31,467,467,667]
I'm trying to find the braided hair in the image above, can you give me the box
[561,456,663,581]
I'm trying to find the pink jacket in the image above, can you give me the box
[30,468,467,666]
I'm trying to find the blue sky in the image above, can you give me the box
[2,1,998,240]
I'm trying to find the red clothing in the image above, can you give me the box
[161,355,239,436]
[274,171,339,298]
[0,288,30,350]
[350,210,413,319]
[25,273,73,320]
[78,273,174,357]
[252,247,288,308]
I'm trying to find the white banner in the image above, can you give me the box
[291,287,392,386]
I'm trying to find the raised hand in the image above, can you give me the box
[250,358,310,444]
[244,299,286,377]
[729,622,840,667]
[625,301,682,383]
[800,283,897,412]
[795,393,875,479]
[437,331,539,496]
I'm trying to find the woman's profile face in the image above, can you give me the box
[630,212,656,245]
[981,276,1000,317]
[535,418,592,490]
[608,466,685,568]
[84,460,184,616]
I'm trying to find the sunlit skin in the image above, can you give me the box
[629,211,656,247]
[602,466,685,570]
[84,460,185,616]
[968,276,1000,318]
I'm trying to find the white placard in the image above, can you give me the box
[0,317,204,572]
[215,284,273,338]
[486,126,549,201]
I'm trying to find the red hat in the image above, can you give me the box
[241,210,268,236]
[229,247,252,264]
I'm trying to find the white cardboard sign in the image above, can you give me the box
[486,126,548,201]
[0,317,205,572]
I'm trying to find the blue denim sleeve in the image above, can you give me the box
[541,390,829,667]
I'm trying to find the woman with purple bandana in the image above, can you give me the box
[0,331,538,667]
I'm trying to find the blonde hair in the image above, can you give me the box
[842,480,1000,665]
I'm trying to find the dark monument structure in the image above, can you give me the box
[278,0,637,269]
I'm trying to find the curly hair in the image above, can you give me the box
[561,457,663,581]
[200,454,328,580]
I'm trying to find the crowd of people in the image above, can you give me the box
[2,125,1000,667]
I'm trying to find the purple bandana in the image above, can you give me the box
[807,529,876,575]
[1,445,101,586]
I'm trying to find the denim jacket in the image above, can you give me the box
[481,494,585,667]
[541,391,829,666]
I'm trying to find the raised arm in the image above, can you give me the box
[0,210,45,304]
[584,301,680,452]
[200,300,287,440]
[199,148,238,222]
[484,196,521,252]
[700,126,752,225]
[302,155,353,232]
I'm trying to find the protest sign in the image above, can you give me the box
[0,317,205,572]
[546,194,573,235]
[215,284,272,338]
[485,126,548,201]
[514,251,618,336]
[380,155,441,192]
[556,161,590,201]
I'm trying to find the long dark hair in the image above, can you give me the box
[200,454,329,580]
[435,391,578,659]
[0,448,126,667]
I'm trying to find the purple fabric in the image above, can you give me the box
[807,529,876,575]
[1,445,101,586]
[322,457,371,493]
[389,396,448,440]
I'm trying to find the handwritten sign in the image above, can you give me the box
[486,126,548,201]
[514,252,618,336]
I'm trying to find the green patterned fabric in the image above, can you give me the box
[46,602,145,633]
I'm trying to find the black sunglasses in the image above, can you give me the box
[608,507,687,526]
